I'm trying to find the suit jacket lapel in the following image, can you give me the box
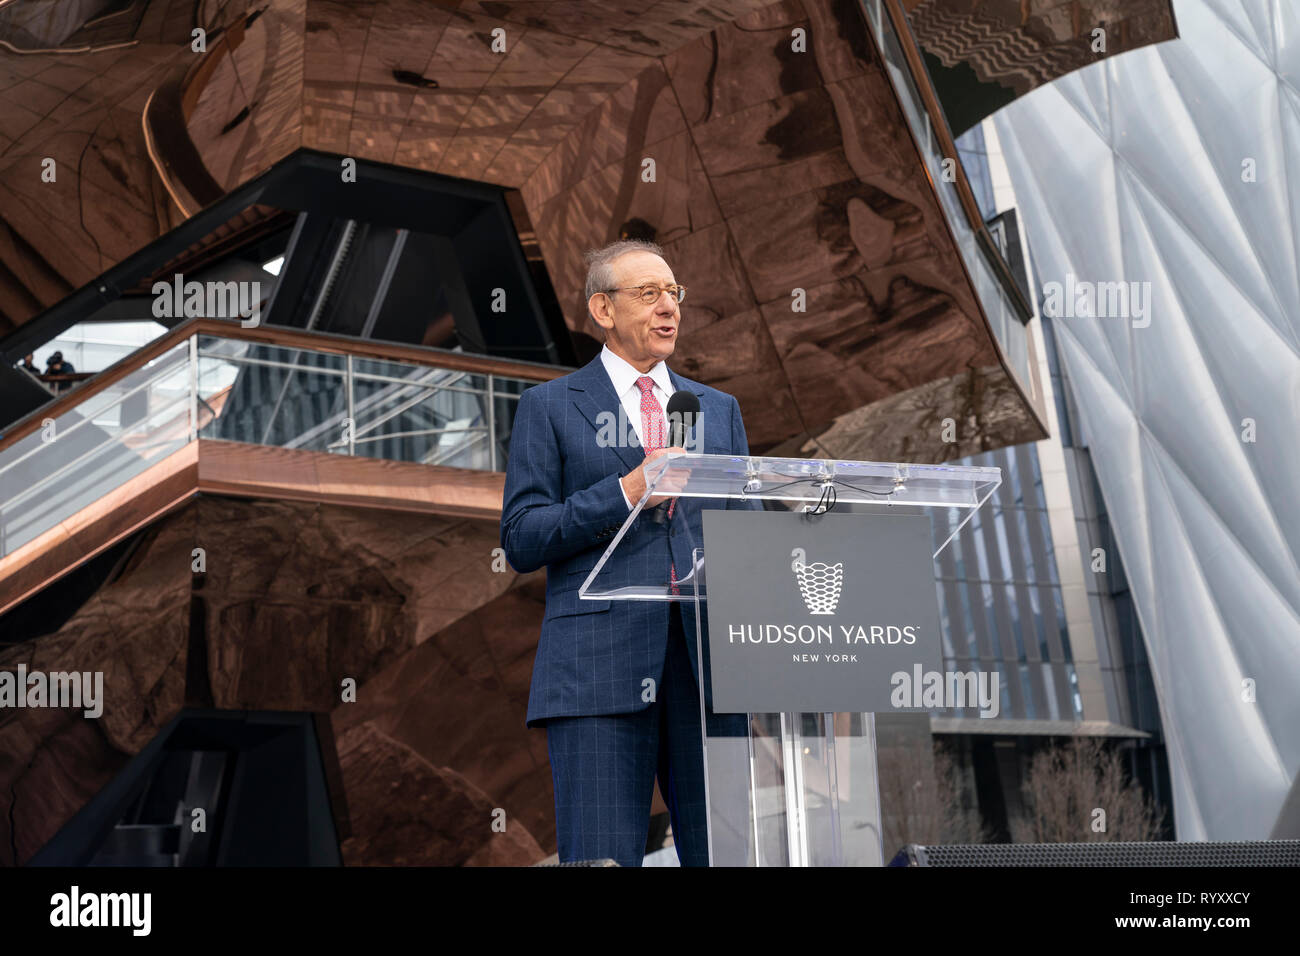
[569,358,711,476]
[569,356,645,473]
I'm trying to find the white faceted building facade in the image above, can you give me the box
[993,0,1300,840]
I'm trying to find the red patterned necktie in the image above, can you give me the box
[635,375,678,592]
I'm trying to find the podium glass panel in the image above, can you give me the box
[578,453,999,602]
[578,453,1000,866]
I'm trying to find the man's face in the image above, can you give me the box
[589,251,680,371]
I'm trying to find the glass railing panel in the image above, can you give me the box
[490,376,531,397]
[351,374,489,467]
[931,136,970,227]
[0,341,188,480]
[198,346,348,451]
[879,13,927,139]
[0,342,192,556]
[492,390,524,469]
[1,331,550,559]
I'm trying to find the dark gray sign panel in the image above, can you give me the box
[702,510,943,713]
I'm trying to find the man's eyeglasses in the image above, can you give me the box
[603,283,687,304]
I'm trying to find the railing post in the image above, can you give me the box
[346,353,355,456]
[486,373,496,471]
[188,334,198,442]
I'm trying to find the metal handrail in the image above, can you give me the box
[0,316,566,456]
[0,330,530,557]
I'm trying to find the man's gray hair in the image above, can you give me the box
[583,239,667,308]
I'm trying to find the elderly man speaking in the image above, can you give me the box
[500,239,758,867]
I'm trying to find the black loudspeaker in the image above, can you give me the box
[533,859,620,867]
[1271,774,1300,838]
[889,840,1300,867]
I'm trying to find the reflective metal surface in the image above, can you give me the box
[995,0,1300,840]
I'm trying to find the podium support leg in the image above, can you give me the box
[865,712,883,866]
[825,711,843,867]
[775,712,880,866]
[779,713,810,866]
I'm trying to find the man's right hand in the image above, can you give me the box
[620,446,688,508]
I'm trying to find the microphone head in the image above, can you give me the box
[666,390,701,417]
[665,390,701,449]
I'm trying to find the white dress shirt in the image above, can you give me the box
[600,344,673,510]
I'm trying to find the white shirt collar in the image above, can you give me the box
[600,343,672,398]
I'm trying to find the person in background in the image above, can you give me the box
[19,353,38,375]
[44,350,76,393]
[44,350,75,375]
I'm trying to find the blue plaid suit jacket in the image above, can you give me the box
[500,354,760,727]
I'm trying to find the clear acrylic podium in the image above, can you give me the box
[577,453,1001,866]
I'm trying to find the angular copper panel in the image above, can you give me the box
[0,0,291,334]
[904,0,1180,97]
[0,493,555,865]
[0,0,1087,457]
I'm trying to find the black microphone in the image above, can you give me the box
[665,390,700,448]
[647,391,700,524]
